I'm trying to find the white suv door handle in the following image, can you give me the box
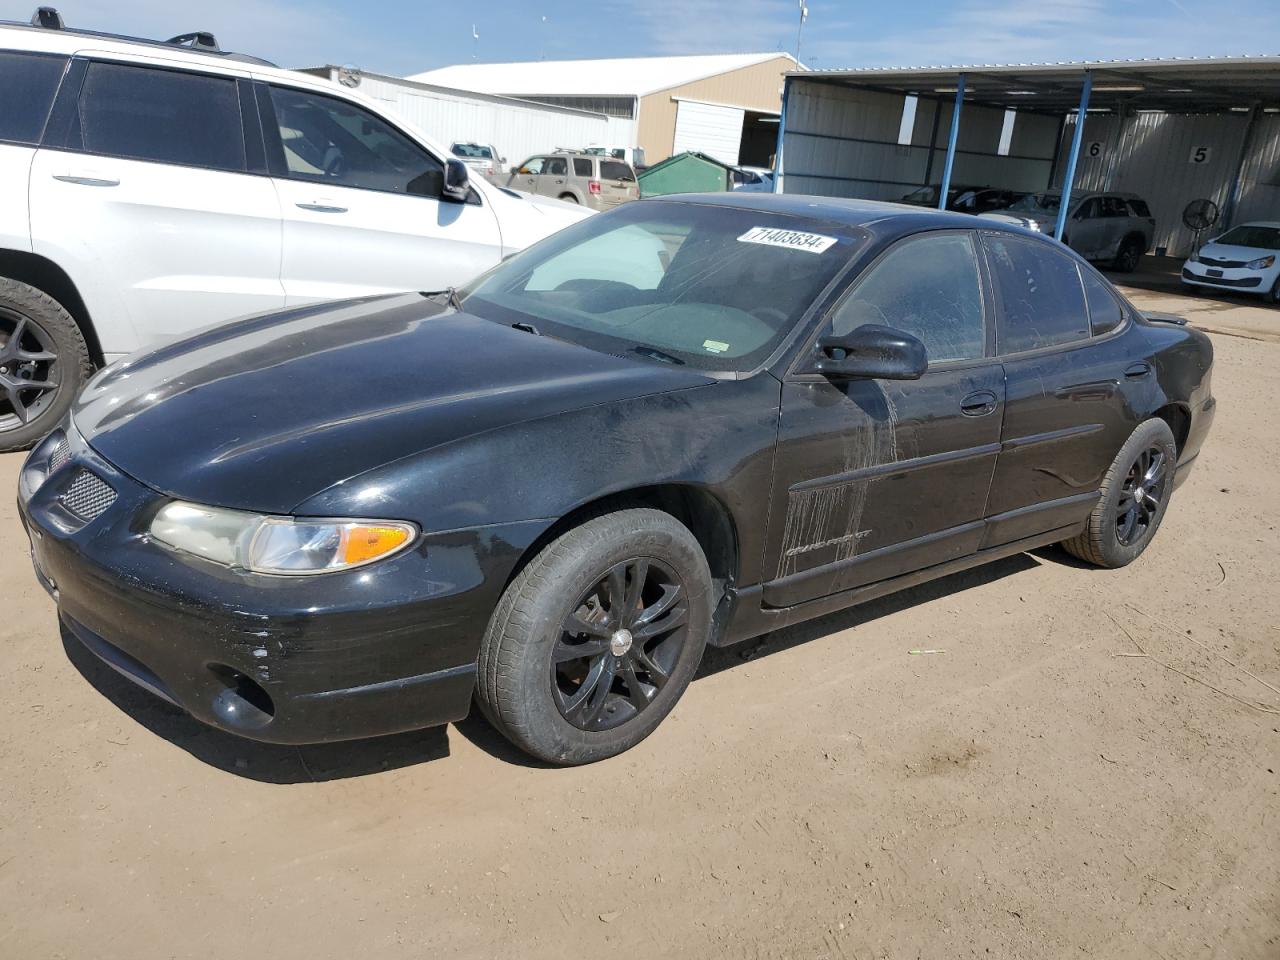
[296,201,348,214]
[53,173,120,187]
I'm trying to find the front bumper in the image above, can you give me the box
[19,425,545,744]
[1180,263,1271,292]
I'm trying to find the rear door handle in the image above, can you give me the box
[53,173,119,187]
[960,390,999,417]
[296,201,348,214]
[1124,361,1152,379]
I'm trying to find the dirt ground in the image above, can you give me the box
[2,288,1277,960]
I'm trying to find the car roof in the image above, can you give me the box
[0,18,275,66]
[646,192,1009,234]
[1227,220,1280,229]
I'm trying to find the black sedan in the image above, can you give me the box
[18,195,1216,765]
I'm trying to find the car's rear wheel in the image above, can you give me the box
[1060,418,1176,568]
[1112,235,1144,273]
[558,193,579,204]
[0,278,91,453]
[476,508,712,765]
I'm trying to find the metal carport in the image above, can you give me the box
[773,57,1280,256]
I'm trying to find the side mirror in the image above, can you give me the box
[442,158,470,203]
[808,324,927,381]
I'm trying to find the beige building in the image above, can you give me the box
[409,52,796,167]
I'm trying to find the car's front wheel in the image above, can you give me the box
[476,508,712,765]
[1061,418,1177,568]
[0,278,91,453]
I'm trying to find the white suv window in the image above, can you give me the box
[265,85,444,197]
[0,51,67,144]
[73,62,245,171]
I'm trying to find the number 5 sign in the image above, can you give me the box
[1189,145,1212,164]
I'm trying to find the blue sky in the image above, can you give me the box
[6,0,1278,75]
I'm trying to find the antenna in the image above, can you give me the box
[472,23,479,61]
[795,0,808,64]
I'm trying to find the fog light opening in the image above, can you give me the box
[207,664,275,730]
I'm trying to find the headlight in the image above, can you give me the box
[150,501,416,575]
[1247,255,1275,270]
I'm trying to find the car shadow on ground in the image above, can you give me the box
[63,547,1069,780]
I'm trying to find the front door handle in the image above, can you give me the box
[960,390,999,417]
[296,201,348,214]
[1124,361,1152,380]
[53,173,119,187]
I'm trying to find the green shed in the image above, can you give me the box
[637,151,734,198]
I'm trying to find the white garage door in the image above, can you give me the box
[672,100,744,166]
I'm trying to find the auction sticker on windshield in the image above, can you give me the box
[737,227,838,254]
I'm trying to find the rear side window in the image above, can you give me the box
[1101,197,1129,217]
[1127,198,1152,218]
[75,62,245,171]
[832,232,985,362]
[545,157,567,176]
[267,85,442,196]
[0,52,67,144]
[1080,266,1124,335]
[573,157,592,176]
[601,160,635,182]
[985,235,1090,353]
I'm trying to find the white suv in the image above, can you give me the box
[0,11,590,450]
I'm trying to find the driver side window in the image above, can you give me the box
[266,85,443,197]
[830,232,986,363]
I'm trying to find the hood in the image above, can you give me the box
[75,294,713,513]
[1197,241,1275,262]
[478,180,593,252]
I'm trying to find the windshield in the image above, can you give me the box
[1007,193,1060,214]
[1214,225,1280,250]
[452,143,493,159]
[463,201,863,372]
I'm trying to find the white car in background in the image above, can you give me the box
[450,141,505,181]
[732,166,775,193]
[0,12,591,450]
[1181,222,1280,303]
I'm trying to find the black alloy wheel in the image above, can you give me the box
[0,307,61,434]
[476,508,712,765]
[1114,236,1142,273]
[552,557,689,731]
[1060,417,1177,568]
[1115,444,1169,547]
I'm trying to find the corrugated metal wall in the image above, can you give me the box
[1052,111,1267,256]
[779,77,1280,258]
[778,79,1058,201]
[1224,112,1280,228]
[333,71,626,169]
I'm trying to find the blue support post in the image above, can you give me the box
[1054,70,1092,241]
[937,73,965,210]
[772,75,789,193]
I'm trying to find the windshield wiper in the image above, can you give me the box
[422,287,464,311]
[631,345,686,366]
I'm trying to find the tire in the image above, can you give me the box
[1061,418,1177,568]
[476,508,713,765]
[1268,275,1280,305]
[0,277,91,453]
[1112,235,1144,273]
[558,193,579,204]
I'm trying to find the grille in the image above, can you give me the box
[58,469,117,522]
[48,437,71,473]
[1200,256,1247,268]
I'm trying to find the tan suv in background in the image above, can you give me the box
[505,151,638,211]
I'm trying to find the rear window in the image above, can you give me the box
[451,143,492,158]
[573,157,592,177]
[75,62,245,172]
[0,51,67,144]
[601,160,634,182]
[1127,198,1152,218]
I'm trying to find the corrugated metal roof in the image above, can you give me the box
[409,52,797,98]
[788,56,1280,112]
